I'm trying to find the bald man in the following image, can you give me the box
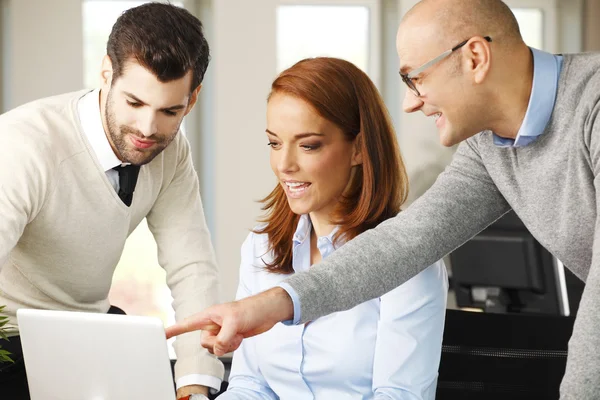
[168,0,599,398]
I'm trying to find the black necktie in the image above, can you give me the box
[113,165,140,207]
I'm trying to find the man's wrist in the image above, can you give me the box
[179,395,209,400]
[176,384,209,399]
[267,286,294,322]
[276,283,301,324]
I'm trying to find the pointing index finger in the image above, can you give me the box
[165,314,217,339]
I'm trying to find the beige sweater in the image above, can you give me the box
[0,91,223,381]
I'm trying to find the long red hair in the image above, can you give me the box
[255,57,407,274]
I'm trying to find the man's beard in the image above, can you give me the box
[105,91,179,166]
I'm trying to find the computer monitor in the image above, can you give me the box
[449,211,582,316]
[17,309,176,400]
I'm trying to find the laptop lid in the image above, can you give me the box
[17,309,176,400]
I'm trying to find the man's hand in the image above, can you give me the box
[176,384,208,399]
[166,287,294,355]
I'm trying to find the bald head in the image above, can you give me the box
[402,0,523,49]
[397,0,534,147]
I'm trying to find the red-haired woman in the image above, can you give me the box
[219,57,448,400]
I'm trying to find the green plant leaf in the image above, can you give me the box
[0,305,12,363]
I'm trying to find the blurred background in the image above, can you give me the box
[0,0,595,356]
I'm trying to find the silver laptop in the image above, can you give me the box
[17,309,176,400]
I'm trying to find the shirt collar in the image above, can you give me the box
[77,89,125,172]
[493,48,563,148]
[292,214,339,247]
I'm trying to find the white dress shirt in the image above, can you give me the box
[76,89,219,392]
[220,214,448,400]
[77,89,126,191]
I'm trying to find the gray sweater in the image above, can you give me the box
[284,52,600,398]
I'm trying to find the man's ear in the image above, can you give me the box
[462,36,492,85]
[351,133,363,166]
[185,84,202,115]
[100,55,114,89]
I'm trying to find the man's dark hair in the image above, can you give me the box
[106,2,210,91]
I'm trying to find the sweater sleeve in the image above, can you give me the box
[0,124,53,270]
[284,138,511,324]
[560,100,600,399]
[146,135,223,383]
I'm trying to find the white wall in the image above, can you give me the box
[209,0,279,301]
[584,0,600,51]
[395,0,449,206]
[1,0,83,110]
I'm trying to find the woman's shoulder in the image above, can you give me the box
[241,224,270,256]
[240,225,274,273]
[239,225,291,293]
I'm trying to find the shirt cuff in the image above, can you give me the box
[176,374,222,394]
[278,282,302,325]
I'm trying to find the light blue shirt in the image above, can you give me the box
[493,48,563,147]
[220,215,448,400]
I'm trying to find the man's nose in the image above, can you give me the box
[403,89,424,113]
[137,111,157,137]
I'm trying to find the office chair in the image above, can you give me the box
[436,309,575,400]
[450,210,579,316]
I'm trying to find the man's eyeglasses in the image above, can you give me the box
[399,36,492,97]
